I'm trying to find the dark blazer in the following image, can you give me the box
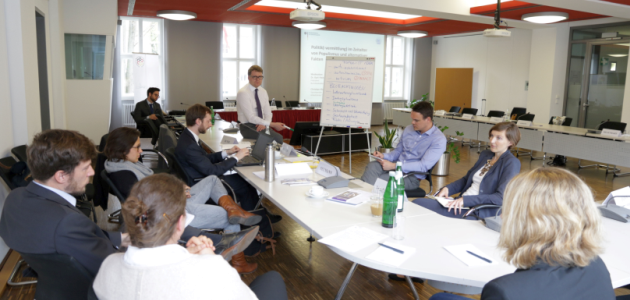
[445,150,520,218]
[132,99,167,125]
[0,183,121,277]
[481,256,615,300]
[174,129,238,181]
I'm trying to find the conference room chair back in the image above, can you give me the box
[0,156,18,190]
[130,112,154,140]
[165,147,196,187]
[19,252,95,300]
[448,106,462,113]
[205,101,224,110]
[10,145,27,163]
[549,116,573,126]
[168,110,186,116]
[404,163,437,198]
[286,101,299,108]
[461,108,478,115]
[518,113,535,122]
[157,124,178,170]
[509,107,527,120]
[269,101,283,108]
[486,110,505,118]
[599,121,627,133]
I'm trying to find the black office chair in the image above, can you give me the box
[286,101,299,108]
[169,110,186,116]
[206,101,224,110]
[486,110,504,118]
[19,252,95,300]
[509,107,527,120]
[10,145,27,163]
[548,116,572,126]
[517,113,535,122]
[0,156,19,191]
[461,108,478,115]
[599,121,626,132]
[463,204,501,220]
[448,106,461,113]
[402,164,436,198]
[276,101,283,108]
[101,169,135,223]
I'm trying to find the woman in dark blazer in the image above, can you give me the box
[412,122,521,219]
[429,168,615,300]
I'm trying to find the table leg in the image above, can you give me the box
[334,262,358,300]
[405,276,420,300]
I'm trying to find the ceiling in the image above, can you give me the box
[119,0,627,37]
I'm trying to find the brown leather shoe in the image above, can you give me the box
[214,226,259,262]
[218,195,262,226]
[231,252,258,274]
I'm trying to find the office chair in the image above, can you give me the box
[286,101,299,108]
[509,107,527,120]
[101,169,133,223]
[448,106,461,113]
[205,101,224,110]
[548,116,572,126]
[599,121,626,132]
[168,110,186,116]
[0,156,19,191]
[461,108,478,115]
[463,204,502,220]
[402,163,437,198]
[486,110,504,118]
[10,145,27,163]
[276,101,283,108]
[517,113,535,122]
[19,252,94,300]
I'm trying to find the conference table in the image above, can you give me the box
[215,108,322,140]
[178,117,630,299]
[393,108,630,171]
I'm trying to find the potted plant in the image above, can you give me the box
[406,93,432,108]
[374,121,398,153]
[433,126,464,176]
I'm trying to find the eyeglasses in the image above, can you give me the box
[250,76,264,80]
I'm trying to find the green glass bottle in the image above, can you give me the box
[382,171,398,228]
[396,162,405,213]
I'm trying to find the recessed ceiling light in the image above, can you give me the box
[292,21,326,30]
[397,30,428,38]
[608,54,628,57]
[157,10,197,21]
[257,0,421,20]
[521,12,568,24]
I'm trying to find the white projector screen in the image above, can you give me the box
[299,29,385,103]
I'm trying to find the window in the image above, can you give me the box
[610,62,617,72]
[119,17,164,100]
[384,36,413,100]
[65,34,106,80]
[221,24,260,100]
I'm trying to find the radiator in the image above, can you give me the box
[384,101,406,121]
[123,103,135,126]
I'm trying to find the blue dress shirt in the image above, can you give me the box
[383,124,446,179]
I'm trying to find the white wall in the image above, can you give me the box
[0,0,14,157]
[430,28,532,115]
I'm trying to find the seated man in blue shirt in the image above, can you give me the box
[361,101,446,191]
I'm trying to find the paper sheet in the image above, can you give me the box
[444,244,497,267]
[318,226,389,253]
[427,195,470,209]
[365,241,416,266]
[275,162,313,177]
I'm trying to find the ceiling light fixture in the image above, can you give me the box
[292,21,326,30]
[397,30,428,38]
[156,10,197,21]
[521,12,568,24]
[608,54,628,57]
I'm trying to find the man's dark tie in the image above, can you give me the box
[198,140,203,148]
[254,89,263,119]
[149,103,154,114]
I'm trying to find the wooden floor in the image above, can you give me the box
[4,129,630,299]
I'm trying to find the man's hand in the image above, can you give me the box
[379,159,396,171]
[148,114,158,120]
[436,187,449,198]
[226,146,241,155]
[235,148,250,160]
[255,124,266,132]
[184,185,192,199]
[270,122,286,131]
[121,233,131,248]
[447,197,465,215]
[372,151,384,159]
[186,236,215,255]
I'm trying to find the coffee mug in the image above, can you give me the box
[310,186,324,196]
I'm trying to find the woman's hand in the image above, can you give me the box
[186,236,215,255]
[447,197,465,215]
[436,187,449,198]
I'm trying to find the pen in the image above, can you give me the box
[283,125,294,131]
[378,243,404,254]
[466,250,492,263]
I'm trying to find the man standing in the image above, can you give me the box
[132,87,167,145]
[236,65,286,144]
[361,101,446,192]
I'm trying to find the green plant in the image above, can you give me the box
[438,126,464,163]
[374,121,398,149]
[406,93,432,108]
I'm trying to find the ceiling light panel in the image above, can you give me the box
[521,12,568,24]
[256,0,421,20]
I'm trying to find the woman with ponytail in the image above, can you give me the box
[93,174,288,300]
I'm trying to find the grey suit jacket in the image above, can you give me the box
[132,99,167,125]
[445,150,520,218]
[481,257,615,300]
[0,183,121,277]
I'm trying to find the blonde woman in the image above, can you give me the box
[430,168,615,300]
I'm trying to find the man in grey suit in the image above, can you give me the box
[132,87,167,145]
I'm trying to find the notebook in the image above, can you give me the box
[236,133,274,166]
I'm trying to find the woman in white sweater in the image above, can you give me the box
[93,173,288,300]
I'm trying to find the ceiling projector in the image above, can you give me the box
[290,9,325,22]
[483,28,511,38]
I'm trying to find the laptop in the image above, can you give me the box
[236,133,275,166]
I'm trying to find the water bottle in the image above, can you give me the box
[382,171,398,228]
[503,110,509,122]
[395,162,404,213]
[271,98,276,107]
[264,144,275,182]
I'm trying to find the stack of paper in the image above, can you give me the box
[365,242,416,266]
[326,189,371,206]
[318,226,389,252]
[444,244,496,267]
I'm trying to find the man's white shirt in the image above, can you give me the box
[236,83,272,126]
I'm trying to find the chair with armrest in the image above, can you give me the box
[19,252,95,300]
[462,204,502,220]
[101,169,134,223]
[206,101,224,110]
[448,106,461,113]
[10,145,27,163]
[402,164,436,198]
[486,110,504,118]
[130,112,157,144]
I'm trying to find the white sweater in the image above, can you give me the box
[93,245,258,300]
